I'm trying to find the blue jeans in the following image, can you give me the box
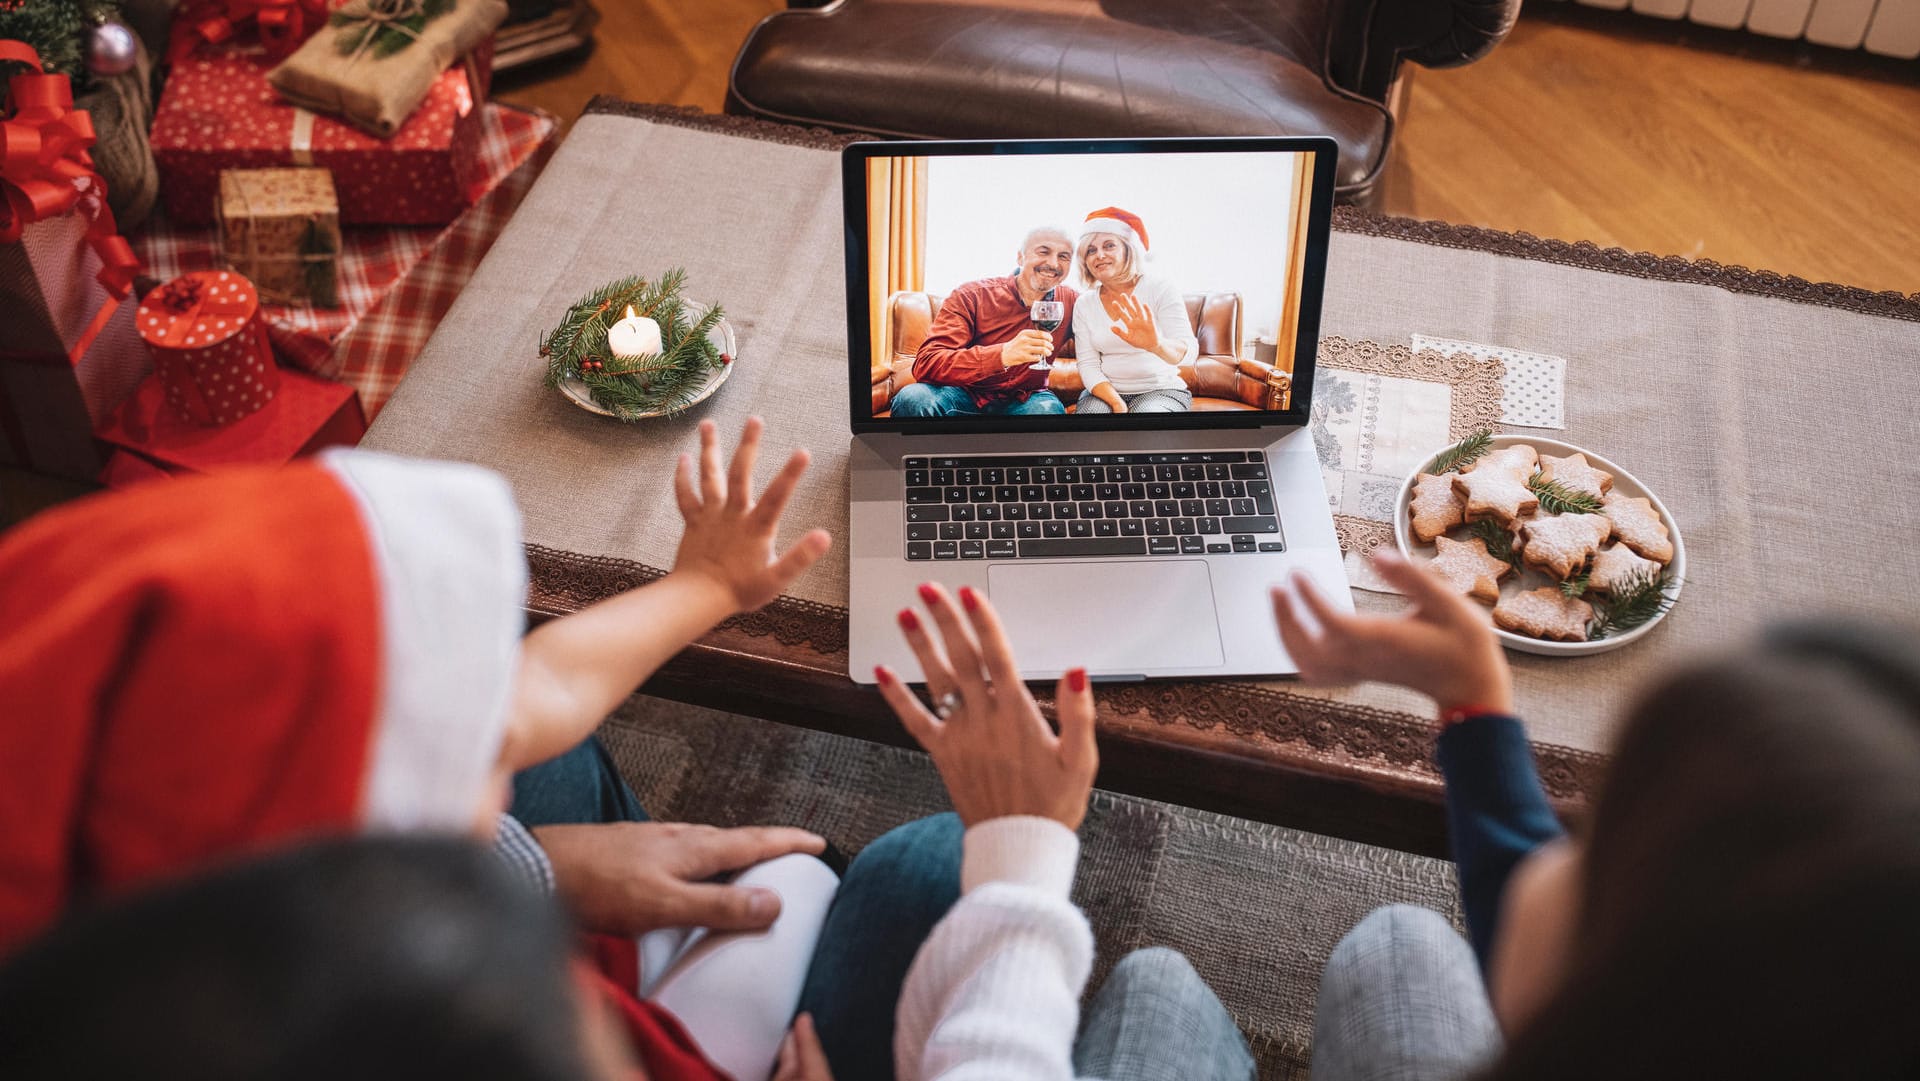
[1310,905,1502,1081]
[891,382,1065,417]
[1076,947,1255,1081]
[510,741,964,1081]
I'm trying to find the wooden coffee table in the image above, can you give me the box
[366,101,1920,858]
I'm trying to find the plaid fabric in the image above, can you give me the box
[131,104,556,419]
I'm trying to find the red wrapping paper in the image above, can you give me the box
[151,43,492,227]
[167,0,332,64]
[97,365,365,485]
[136,270,279,426]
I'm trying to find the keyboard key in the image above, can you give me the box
[1078,502,1102,519]
[1129,500,1154,518]
[1155,500,1179,517]
[1056,466,1079,483]
[1020,485,1044,502]
[982,468,1003,484]
[1180,535,1205,553]
[987,539,1017,559]
[1248,481,1275,514]
[908,523,938,541]
[965,522,989,539]
[1119,520,1145,536]
[1173,482,1196,499]
[1149,536,1179,554]
[995,485,1018,502]
[1122,483,1146,500]
[1259,541,1284,552]
[956,468,978,485]
[1222,480,1246,498]
[1197,517,1221,535]
[1043,521,1067,538]
[1028,503,1051,520]
[1231,535,1257,552]
[1231,462,1269,479]
[1031,467,1053,483]
[907,505,949,522]
[1020,537,1147,558]
[970,486,994,502]
[1146,519,1170,536]
[1007,467,1028,484]
[906,487,942,504]
[1018,521,1041,538]
[939,523,963,540]
[1223,516,1279,533]
[1180,464,1205,480]
[1103,501,1128,518]
[977,504,1000,521]
[931,469,953,486]
[1046,485,1070,501]
[1206,543,1231,553]
[1069,520,1093,537]
[1199,481,1222,498]
[1053,502,1077,519]
[951,505,976,521]
[1148,483,1171,500]
[1171,518,1195,535]
[1097,483,1121,501]
[1181,499,1205,516]
[1071,484,1095,501]
[1156,465,1179,481]
[934,541,959,559]
[992,521,1015,539]
[1206,499,1232,516]
[906,469,929,486]
[904,457,928,469]
[1095,520,1118,536]
[1130,465,1153,482]
[1229,498,1254,516]
[1003,503,1026,520]
[961,541,985,559]
[1206,464,1231,480]
[908,542,932,560]
[944,487,968,503]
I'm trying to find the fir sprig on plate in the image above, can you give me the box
[1427,429,1493,473]
[1588,568,1677,640]
[1560,570,1591,598]
[1528,469,1604,515]
[1466,518,1524,575]
[540,270,726,421]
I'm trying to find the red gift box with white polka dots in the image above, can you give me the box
[151,43,491,228]
[136,270,280,427]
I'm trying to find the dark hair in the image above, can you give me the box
[0,836,593,1081]
[1486,622,1920,1079]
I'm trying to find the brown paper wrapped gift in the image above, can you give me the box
[266,0,507,138]
[218,168,343,306]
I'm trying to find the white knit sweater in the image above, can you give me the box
[894,816,1093,1081]
[1071,272,1199,396]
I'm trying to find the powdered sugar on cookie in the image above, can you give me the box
[1519,511,1613,580]
[1538,452,1613,500]
[1409,473,1466,543]
[1493,587,1593,642]
[1431,535,1511,603]
[1603,493,1674,563]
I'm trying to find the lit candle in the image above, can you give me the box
[607,305,663,358]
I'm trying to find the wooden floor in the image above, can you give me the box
[496,1,1920,297]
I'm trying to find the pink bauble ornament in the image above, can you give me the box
[87,23,138,77]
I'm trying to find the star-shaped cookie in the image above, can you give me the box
[1463,445,1539,479]
[1493,587,1593,642]
[1519,511,1613,580]
[1603,493,1674,563]
[1452,468,1539,525]
[1430,535,1511,603]
[1538,452,1614,500]
[1408,472,1465,543]
[1588,542,1664,594]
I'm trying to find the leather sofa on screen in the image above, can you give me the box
[872,290,1290,417]
[729,0,1523,205]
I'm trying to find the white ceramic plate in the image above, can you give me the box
[1392,434,1686,656]
[559,301,737,420]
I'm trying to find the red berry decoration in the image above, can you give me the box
[720,353,734,366]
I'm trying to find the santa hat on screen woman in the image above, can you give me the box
[1078,206,1151,254]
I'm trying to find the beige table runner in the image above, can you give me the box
[366,104,1920,794]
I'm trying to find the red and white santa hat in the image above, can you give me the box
[0,450,525,951]
[1079,206,1151,252]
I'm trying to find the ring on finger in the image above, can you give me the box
[934,691,961,719]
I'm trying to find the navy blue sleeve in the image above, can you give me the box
[1435,713,1566,971]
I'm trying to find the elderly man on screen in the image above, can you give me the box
[892,227,1080,417]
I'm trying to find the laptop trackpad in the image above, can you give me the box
[987,560,1226,674]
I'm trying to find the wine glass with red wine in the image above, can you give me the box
[1028,290,1065,372]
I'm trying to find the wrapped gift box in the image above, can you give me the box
[97,365,366,486]
[133,103,556,419]
[151,42,494,228]
[1,214,150,481]
[219,167,341,305]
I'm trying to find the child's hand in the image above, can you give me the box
[672,417,833,613]
[1270,548,1513,717]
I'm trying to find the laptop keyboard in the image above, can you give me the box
[902,451,1282,561]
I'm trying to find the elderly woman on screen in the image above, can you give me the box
[1069,207,1198,414]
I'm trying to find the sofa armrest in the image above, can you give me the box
[871,365,894,415]
[1234,357,1292,411]
[1327,0,1521,100]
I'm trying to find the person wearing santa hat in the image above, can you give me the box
[0,417,944,1081]
[896,226,1080,417]
[1071,207,1198,415]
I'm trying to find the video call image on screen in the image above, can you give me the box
[865,149,1317,420]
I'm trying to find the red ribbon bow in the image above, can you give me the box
[168,0,335,63]
[145,273,256,349]
[0,41,141,298]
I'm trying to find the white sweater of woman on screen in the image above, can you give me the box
[1069,214,1198,414]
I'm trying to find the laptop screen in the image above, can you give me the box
[842,137,1337,435]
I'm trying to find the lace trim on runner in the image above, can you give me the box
[522,544,1605,801]
[576,100,1919,323]
[1331,206,1920,323]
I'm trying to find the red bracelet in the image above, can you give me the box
[1438,704,1507,729]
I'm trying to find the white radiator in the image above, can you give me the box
[1548,0,1920,58]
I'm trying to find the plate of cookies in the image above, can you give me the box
[1393,432,1684,656]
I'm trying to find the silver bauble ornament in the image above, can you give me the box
[87,23,139,77]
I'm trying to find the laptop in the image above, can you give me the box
[843,136,1352,683]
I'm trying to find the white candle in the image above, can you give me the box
[607,305,663,358]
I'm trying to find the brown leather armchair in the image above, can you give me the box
[730,0,1521,204]
[872,291,1289,416]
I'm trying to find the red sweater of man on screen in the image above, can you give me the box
[912,275,1078,410]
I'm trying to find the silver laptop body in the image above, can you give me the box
[841,137,1353,684]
